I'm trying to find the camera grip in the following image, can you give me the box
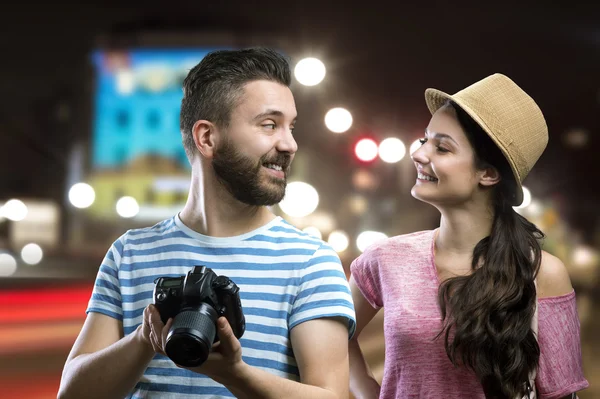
[214,277,246,339]
[224,291,246,339]
[154,301,171,325]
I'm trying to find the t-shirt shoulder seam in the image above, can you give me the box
[537,379,589,396]
[538,289,575,303]
[364,229,434,254]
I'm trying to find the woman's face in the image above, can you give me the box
[410,106,496,207]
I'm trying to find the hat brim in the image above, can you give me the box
[424,88,524,206]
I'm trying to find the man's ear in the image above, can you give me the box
[479,166,502,187]
[192,120,218,159]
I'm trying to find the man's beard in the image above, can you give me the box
[212,138,291,206]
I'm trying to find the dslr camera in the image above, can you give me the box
[153,266,245,367]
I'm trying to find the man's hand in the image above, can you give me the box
[188,316,245,381]
[144,304,172,355]
[145,304,244,382]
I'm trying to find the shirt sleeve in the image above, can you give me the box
[349,245,384,310]
[536,290,589,399]
[86,234,126,321]
[289,242,356,339]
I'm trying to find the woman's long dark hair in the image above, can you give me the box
[437,101,544,398]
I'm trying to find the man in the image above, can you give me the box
[58,47,356,399]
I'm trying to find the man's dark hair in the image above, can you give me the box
[180,47,291,160]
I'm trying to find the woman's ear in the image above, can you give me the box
[479,166,502,187]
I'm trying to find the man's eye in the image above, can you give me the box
[262,124,276,130]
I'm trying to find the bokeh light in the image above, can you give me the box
[294,57,326,86]
[514,186,532,209]
[68,183,96,209]
[278,182,319,217]
[325,108,353,133]
[409,139,422,155]
[328,230,349,253]
[21,243,43,265]
[302,226,322,239]
[116,196,140,218]
[0,253,17,276]
[378,137,406,163]
[1,199,28,222]
[116,69,135,95]
[356,230,388,253]
[572,246,598,269]
[355,138,379,162]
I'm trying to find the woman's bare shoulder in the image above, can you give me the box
[536,251,574,299]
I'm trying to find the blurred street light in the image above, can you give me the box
[294,57,326,86]
[302,226,322,239]
[279,182,319,217]
[357,231,388,252]
[409,139,422,155]
[116,196,140,218]
[0,253,17,276]
[325,108,353,133]
[116,69,135,95]
[1,199,28,221]
[572,245,598,269]
[514,186,532,210]
[563,128,589,149]
[21,243,43,265]
[68,183,96,209]
[355,138,378,162]
[378,137,406,163]
[328,230,349,253]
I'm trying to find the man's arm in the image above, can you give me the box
[214,316,350,399]
[57,308,160,399]
[148,303,350,399]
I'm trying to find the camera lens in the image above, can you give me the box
[164,303,218,367]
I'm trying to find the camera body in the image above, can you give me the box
[153,266,245,367]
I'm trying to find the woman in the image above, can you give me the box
[349,74,589,399]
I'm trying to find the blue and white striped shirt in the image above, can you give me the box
[87,215,356,398]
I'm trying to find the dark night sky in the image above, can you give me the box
[1,1,599,240]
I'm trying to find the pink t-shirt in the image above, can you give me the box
[350,229,589,399]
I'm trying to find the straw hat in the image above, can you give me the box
[424,73,548,205]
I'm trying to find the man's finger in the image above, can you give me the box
[162,318,173,349]
[149,329,160,353]
[149,307,165,333]
[147,306,166,355]
[149,305,162,325]
[142,306,151,336]
[215,317,236,354]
